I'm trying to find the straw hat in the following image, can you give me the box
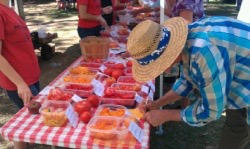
[127,17,188,82]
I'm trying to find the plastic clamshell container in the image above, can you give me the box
[117,76,136,84]
[95,104,127,117]
[60,83,93,97]
[63,74,94,84]
[101,90,136,106]
[47,89,74,101]
[111,83,141,92]
[103,62,115,69]
[87,116,131,140]
[39,100,69,127]
[79,62,102,69]
[124,67,132,76]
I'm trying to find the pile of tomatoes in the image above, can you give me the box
[74,95,100,124]
[65,84,93,91]
[47,88,73,101]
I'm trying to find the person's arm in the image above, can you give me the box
[78,4,100,21]
[78,4,107,26]
[115,0,130,8]
[179,10,193,24]
[0,41,33,105]
[178,45,227,127]
[140,89,183,126]
[130,7,154,16]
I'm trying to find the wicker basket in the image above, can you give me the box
[80,37,110,60]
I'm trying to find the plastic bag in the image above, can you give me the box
[38,25,47,38]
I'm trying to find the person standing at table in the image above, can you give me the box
[127,17,250,149]
[101,0,114,26]
[77,0,112,39]
[0,0,41,148]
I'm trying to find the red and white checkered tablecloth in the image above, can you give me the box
[0,56,150,149]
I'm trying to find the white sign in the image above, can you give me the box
[39,86,54,95]
[135,93,144,103]
[141,85,149,94]
[91,79,105,96]
[71,94,84,103]
[129,121,144,143]
[66,104,79,128]
[99,65,107,72]
[149,91,154,101]
[147,80,155,92]
[97,72,109,77]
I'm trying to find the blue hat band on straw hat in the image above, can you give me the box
[137,27,171,65]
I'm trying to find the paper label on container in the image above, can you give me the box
[115,58,126,64]
[135,93,144,103]
[91,79,104,96]
[97,72,110,78]
[141,85,149,94]
[39,86,53,95]
[147,80,155,92]
[99,65,107,72]
[129,121,144,143]
[149,91,154,101]
[66,104,79,128]
[71,94,83,103]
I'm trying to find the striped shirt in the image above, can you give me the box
[172,16,250,127]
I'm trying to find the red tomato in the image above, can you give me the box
[95,59,102,63]
[105,77,116,87]
[103,68,113,76]
[47,88,64,100]
[126,60,132,67]
[111,70,123,80]
[114,63,125,70]
[80,111,92,124]
[87,95,100,107]
[104,88,116,97]
[74,100,92,115]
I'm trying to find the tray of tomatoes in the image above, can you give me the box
[101,87,136,106]
[60,83,93,97]
[95,104,126,117]
[87,116,131,140]
[47,88,73,101]
[111,83,141,92]
[39,100,69,127]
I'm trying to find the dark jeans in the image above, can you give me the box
[77,25,102,39]
[218,108,250,149]
[6,81,40,109]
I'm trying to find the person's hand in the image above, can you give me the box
[138,99,159,114]
[97,15,108,27]
[16,82,33,106]
[120,51,131,59]
[142,110,167,127]
[102,6,113,14]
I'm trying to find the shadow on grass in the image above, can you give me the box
[38,43,82,89]
[205,2,238,17]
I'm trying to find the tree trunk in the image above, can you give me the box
[14,0,25,19]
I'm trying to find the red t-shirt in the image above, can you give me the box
[0,4,40,90]
[77,0,102,28]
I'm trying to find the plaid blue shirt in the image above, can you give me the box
[172,16,250,126]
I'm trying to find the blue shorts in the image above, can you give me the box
[77,25,102,39]
[6,81,40,109]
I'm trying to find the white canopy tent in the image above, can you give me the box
[237,0,250,23]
